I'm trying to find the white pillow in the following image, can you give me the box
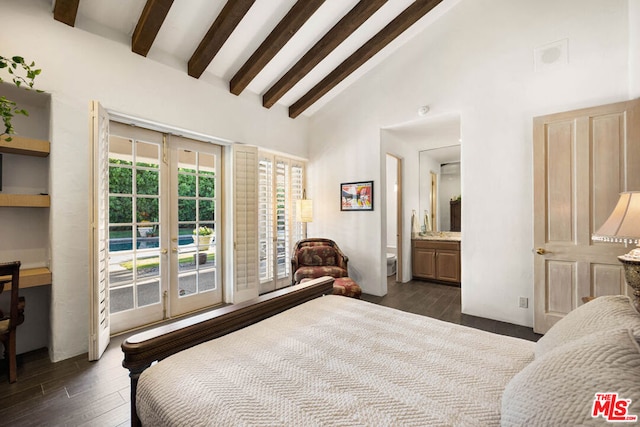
[502,328,640,426]
[536,295,640,358]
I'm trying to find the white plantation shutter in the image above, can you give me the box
[275,159,290,283]
[290,162,304,245]
[89,101,110,361]
[258,158,274,285]
[233,144,259,302]
[258,153,306,293]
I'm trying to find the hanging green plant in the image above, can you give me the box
[0,56,42,142]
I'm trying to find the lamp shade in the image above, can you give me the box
[296,199,313,223]
[592,191,640,246]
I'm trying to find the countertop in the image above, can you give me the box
[412,232,461,242]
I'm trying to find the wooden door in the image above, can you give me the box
[533,99,640,334]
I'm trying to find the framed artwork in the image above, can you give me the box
[341,181,373,211]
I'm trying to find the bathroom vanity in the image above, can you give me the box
[412,233,461,285]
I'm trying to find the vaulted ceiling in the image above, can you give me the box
[52,0,446,118]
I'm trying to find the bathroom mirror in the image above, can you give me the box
[419,146,461,232]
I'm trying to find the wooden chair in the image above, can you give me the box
[0,261,25,383]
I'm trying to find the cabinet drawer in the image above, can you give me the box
[413,239,459,251]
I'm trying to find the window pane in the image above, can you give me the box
[136,169,158,195]
[178,199,196,221]
[199,175,215,198]
[199,153,215,173]
[109,226,133,252]
[109,136,132,163]
[136,141,159,168]
[110,286,133,313]
[109,166,132,194]
[198,200,214,222]
[109,196,132,223]
[137,252,160,279]
[199,269,216,292]
[137,197,158,222]
[137,224,157,240]
[178,172,196,197]
[179,273,197,296]
[109,253,133,284]
[178,149,196,171]
[137,280,160,307]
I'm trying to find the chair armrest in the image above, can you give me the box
[334,246,349,270]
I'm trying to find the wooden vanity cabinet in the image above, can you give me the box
[412,239,460,284]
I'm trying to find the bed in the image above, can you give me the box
[122,277,640,426]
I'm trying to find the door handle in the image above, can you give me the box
[535,248,550,255]
[172,247,178,253]
[161,249,168,255]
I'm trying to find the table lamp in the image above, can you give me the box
[592,191,640,312]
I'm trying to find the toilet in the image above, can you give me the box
[386,253,396,276]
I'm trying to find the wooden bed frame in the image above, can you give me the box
[121,277,335,426]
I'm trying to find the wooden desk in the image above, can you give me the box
[0,267,51,289]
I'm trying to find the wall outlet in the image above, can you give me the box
[519,297,529,308]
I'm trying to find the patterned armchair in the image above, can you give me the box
[291,238,349,285]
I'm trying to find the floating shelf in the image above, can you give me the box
[0,135,50,157]
[0,267,51,289]
[0,194,50,207]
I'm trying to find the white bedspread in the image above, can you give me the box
[137,295,535,426]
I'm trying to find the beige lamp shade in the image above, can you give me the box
[296,199,313,223]
[592,191,640,246]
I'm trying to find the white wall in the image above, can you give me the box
[631,0,640,98]
[4,1,309,361]
[308,0,631,326]
[385,155,397,250]
[381,131,420,284]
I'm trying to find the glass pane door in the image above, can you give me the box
[108,134,165,334]
[170,138,222,316]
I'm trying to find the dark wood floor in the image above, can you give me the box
[0,279,540,426]
[361,277,542,342]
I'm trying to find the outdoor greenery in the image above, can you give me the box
[108,159,215,225]
[193,226,213,236]
[0,55,42,141]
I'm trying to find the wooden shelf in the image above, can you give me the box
[0,135,50,157]
[0,194,50,207]
[0,267,51,289]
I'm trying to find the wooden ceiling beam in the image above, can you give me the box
[262,0,388,109]
[132,0,174,57]
[53,0,80,27]
[188,0,256,79]
[289,0,443,118]
[230,0,326,96]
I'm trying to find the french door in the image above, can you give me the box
[106,123,222,334]
[169,136,222,316]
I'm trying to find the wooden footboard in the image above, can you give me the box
[122,277,335,426]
